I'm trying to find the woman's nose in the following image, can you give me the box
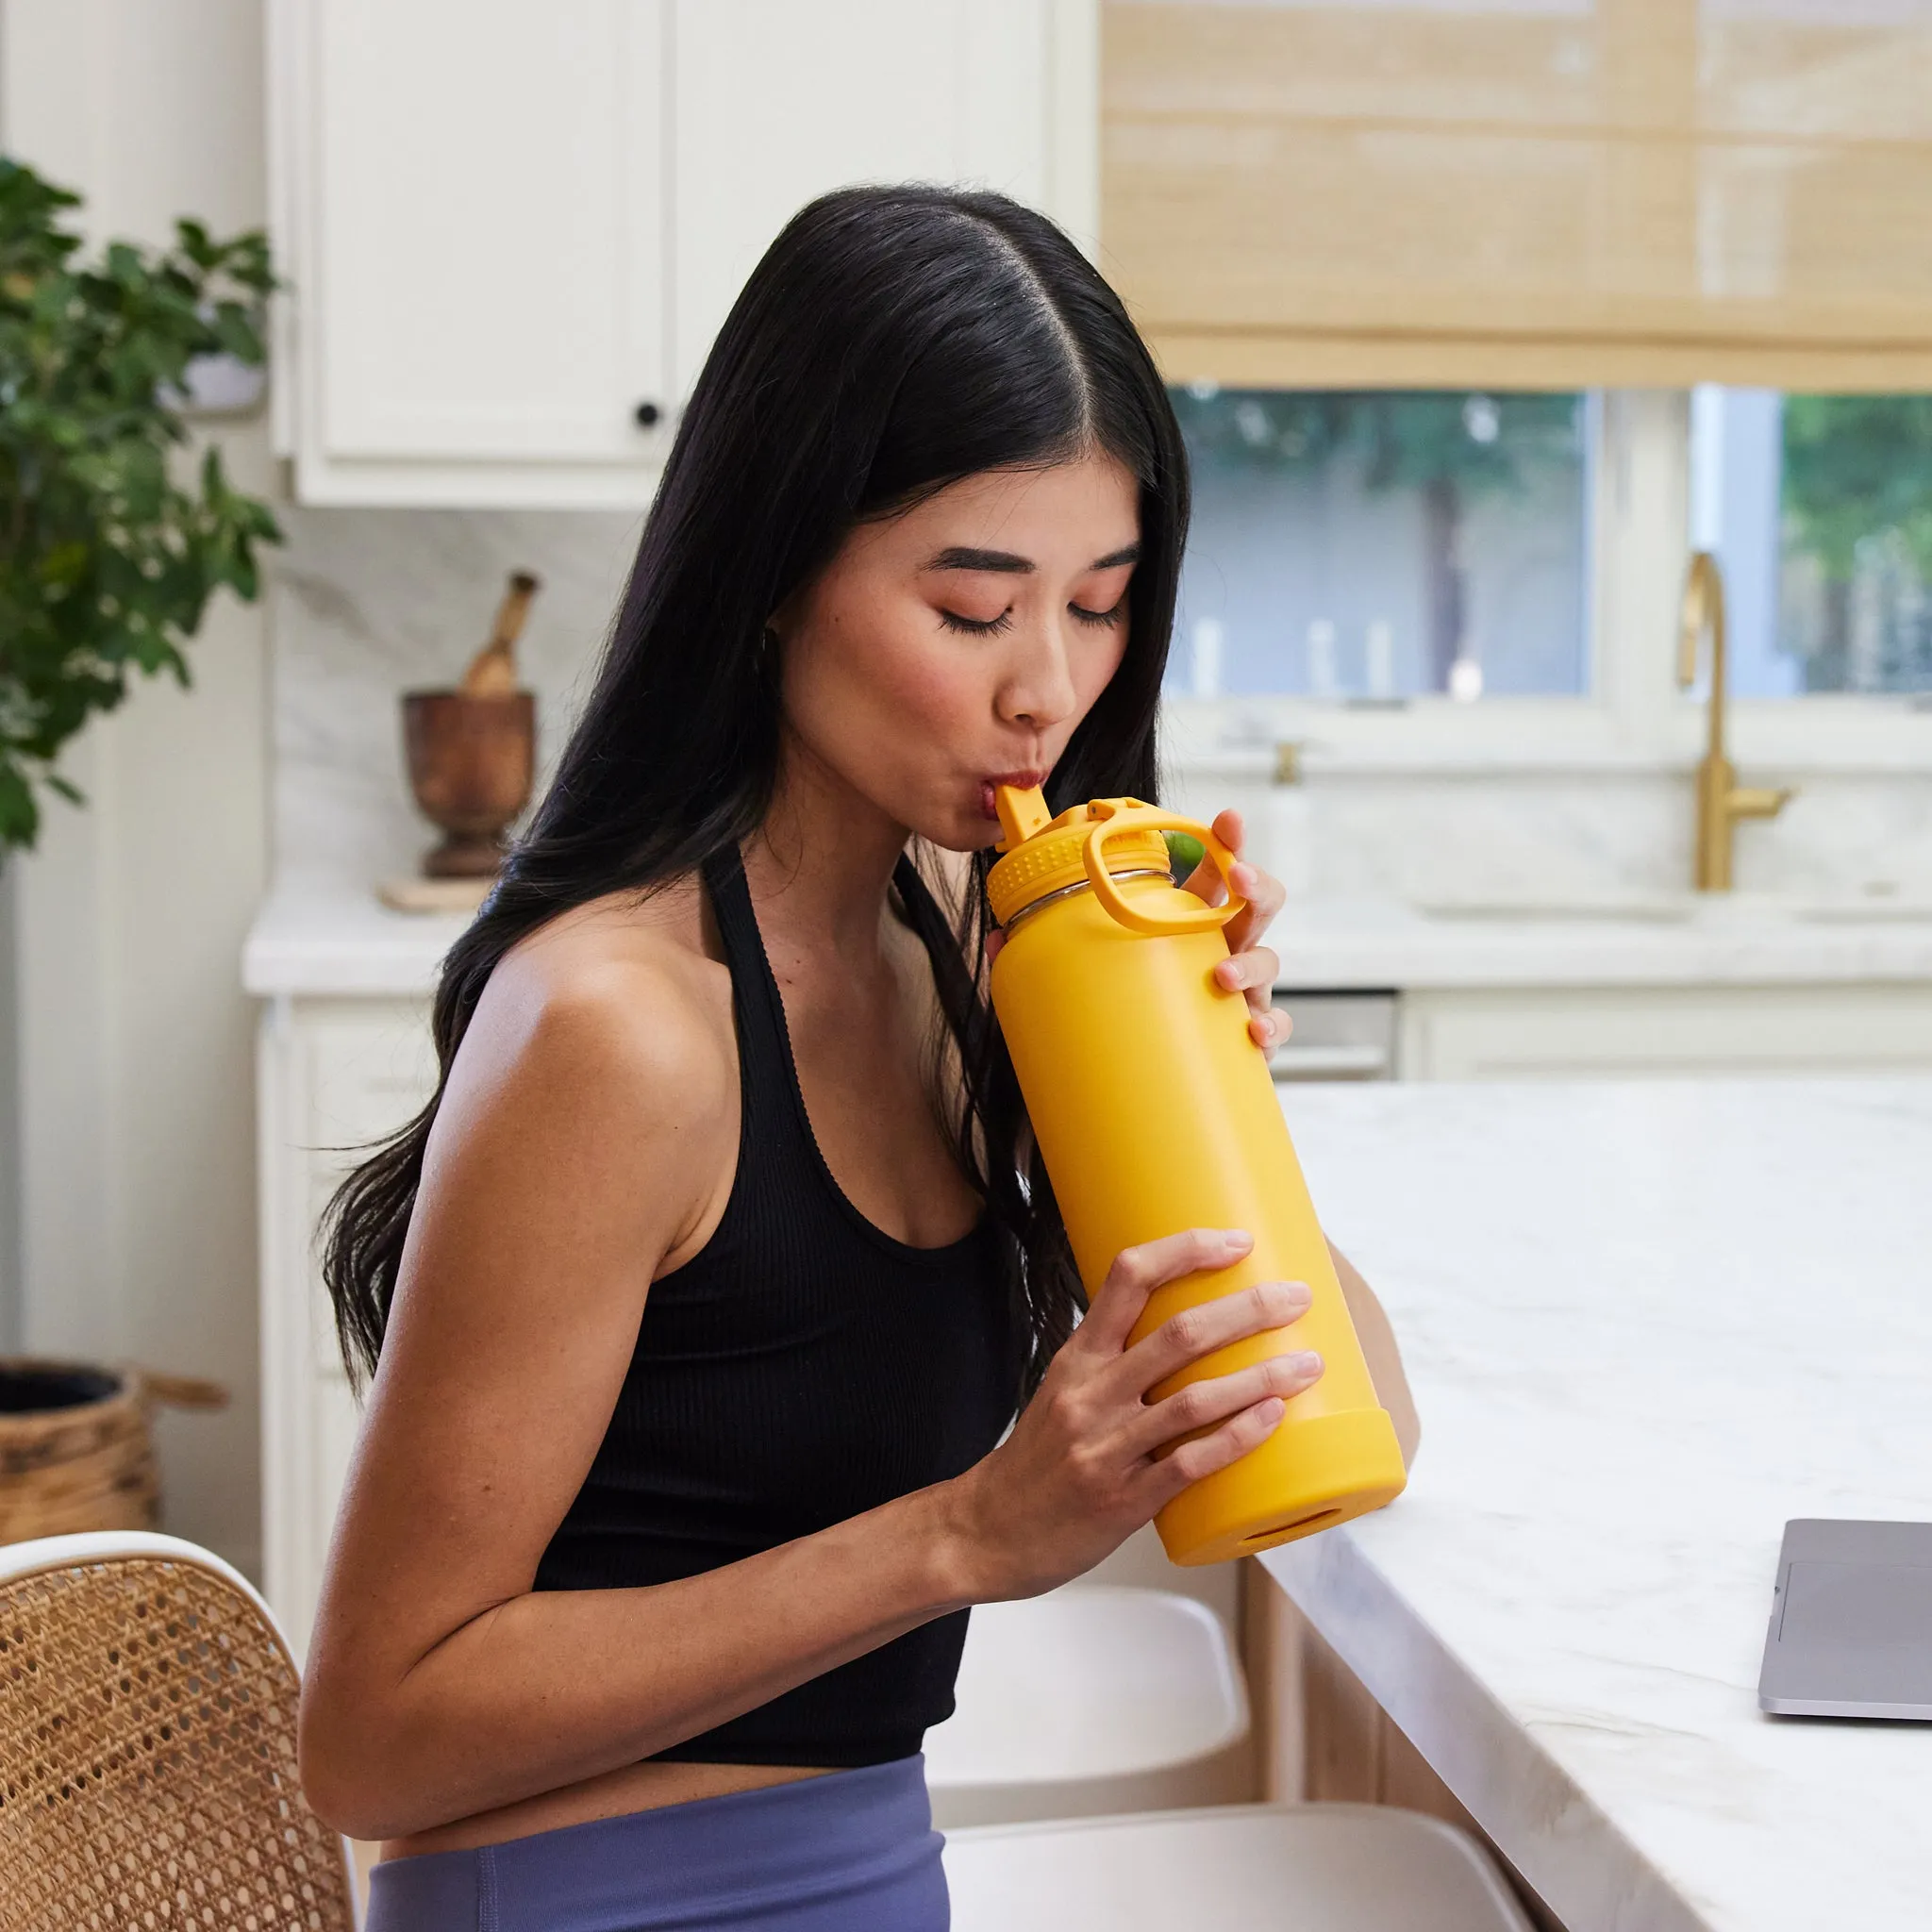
[998,615,1080,730]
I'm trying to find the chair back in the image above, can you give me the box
[0,1530,355,1930]
[945,1801,1536,1931]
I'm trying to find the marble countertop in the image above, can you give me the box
[244,883,473,996]
[243,879,1932,998]
[1263,1079,1932,1932]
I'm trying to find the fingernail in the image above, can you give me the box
[1284,1282,1313,1313]
[1290,1351,1324,1376]
[1258,1398,1286,1424]
[1216,961,1240,988]
[1224,1229,1253,1249]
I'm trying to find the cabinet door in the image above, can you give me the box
[278,0,669,503]
[670,0,1081,398]
[259,998,438,1657]
[1401,984,1932,1081]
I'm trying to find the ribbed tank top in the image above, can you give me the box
[533,846,1021,1767]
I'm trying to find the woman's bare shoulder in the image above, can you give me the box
[450,875,735,1143]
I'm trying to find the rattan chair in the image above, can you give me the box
[0,1530,356,1931]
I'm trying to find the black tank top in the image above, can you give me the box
[533,847,1021,1766]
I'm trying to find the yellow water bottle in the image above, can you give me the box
[988,784,1407,1565]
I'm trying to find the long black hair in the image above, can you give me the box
[322,185,1191,1394]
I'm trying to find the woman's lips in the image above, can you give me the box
[977,771,1045,820]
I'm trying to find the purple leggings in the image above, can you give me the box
[363,1757,947,1932]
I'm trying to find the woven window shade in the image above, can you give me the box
[1103,0,1932,392]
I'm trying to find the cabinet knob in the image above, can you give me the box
[633,401,661,429]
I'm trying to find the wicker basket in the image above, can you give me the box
[0,1357,227,1543]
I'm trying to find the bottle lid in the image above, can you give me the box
[987,786,1172,929]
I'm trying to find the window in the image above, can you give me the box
[1171,389,1592,702]
[1693,390,1932,698]
[1111,0,1932,769]
[1162,386,1932,775]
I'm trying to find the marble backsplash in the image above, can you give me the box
[272,508,1932,906]
[1167,766,1932,908]
[271,507,642,889]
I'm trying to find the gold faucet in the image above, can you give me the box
[1676,551,1792,891]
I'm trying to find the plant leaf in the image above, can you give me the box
[0,157,282,852]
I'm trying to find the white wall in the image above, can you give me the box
[1,0,274,1575]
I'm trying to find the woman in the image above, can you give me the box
[302,185,1418,1931]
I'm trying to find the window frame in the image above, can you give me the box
[1161,389,1932,784]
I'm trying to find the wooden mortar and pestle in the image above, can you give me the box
[382,573,540,913]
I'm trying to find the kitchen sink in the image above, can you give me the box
[1414,891,1932,927]
[1414,894,1695,924]
[1790,900,1932,924]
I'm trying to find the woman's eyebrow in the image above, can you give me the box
[921,542,1141,574]
[924,545,1032,574]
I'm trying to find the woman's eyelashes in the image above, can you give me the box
[939,606,1014,637]
[937,597,1125,638]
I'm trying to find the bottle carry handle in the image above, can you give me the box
[1083,801,1246,936]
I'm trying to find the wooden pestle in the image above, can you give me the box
[459,570,541,697]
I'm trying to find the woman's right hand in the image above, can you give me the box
[942,1227,1324,1601]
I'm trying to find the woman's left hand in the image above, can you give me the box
[1183,808,1289,1055]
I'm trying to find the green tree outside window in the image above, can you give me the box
[1171,388,1581,692]
[1780,396,1932,693]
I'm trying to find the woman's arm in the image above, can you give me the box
[1329,1240,1421,1468]
[298,941,782,1839]
[297,933,1319,1841]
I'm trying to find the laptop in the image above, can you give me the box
[1758,1518,1932,1719]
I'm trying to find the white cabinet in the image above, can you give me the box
[670,0,1091,400]
[269,0,1099,507]
[257,995,437,1657]
[270,0,673,506]
[1399,984,1932,1081]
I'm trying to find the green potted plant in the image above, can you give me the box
[0,156,281,848]
[0,158,275,1532]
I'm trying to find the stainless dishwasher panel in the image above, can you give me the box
[1268,991,1398,1082]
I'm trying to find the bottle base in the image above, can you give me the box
[1154,1406,1408,1567]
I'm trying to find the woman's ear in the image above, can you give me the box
[766,578,807,640]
